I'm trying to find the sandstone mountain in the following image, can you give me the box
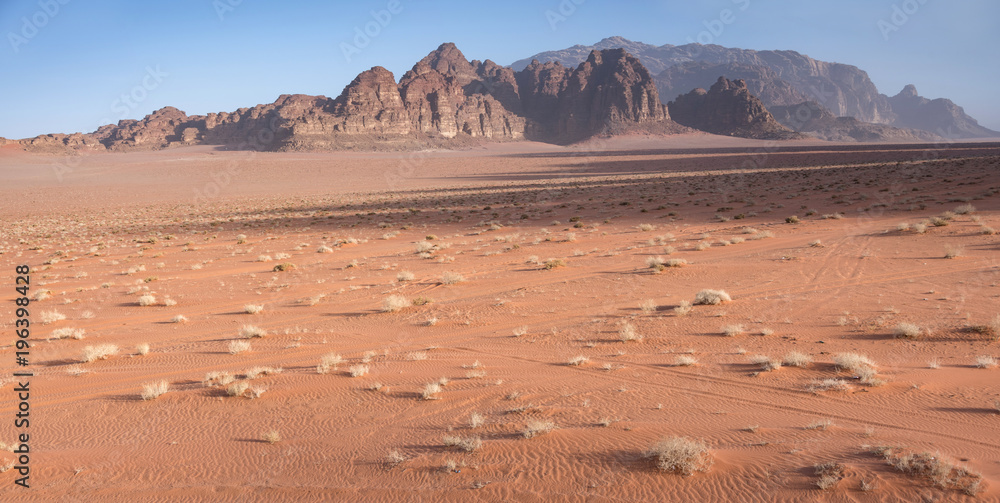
[887,85,999,139]
[513,37,999,139]
[18,43,680,153]
[768,101,942,142]
[667,77,800,140]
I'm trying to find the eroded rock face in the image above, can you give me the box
[886,85,999,139]
[769,101,942,142]
[668,77,799,140]
[17,43,679,152]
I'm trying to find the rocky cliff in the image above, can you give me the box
[18,43,679,152]
[668,77,799,140]
[768,101,942,142]
[513,37,999,138]
[886,85,999,139]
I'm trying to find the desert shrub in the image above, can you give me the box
[317,353,343,374]
[228,340,251,354]
[385,449,407,466]
[809,379,851,393]
[522,419,556,438]
[748,354,781,372]
[443,435,482,452]
[51,328,85,340]
[441,271,465,285]
[348,364,369,377]
[815,462,845,490]
[244,304,264,314]
[638,224,655,232]
[469,412,484,429]
[783,352,812,367]
[833,353,875,373]
[415,241,435,253]
[543,258,567,269]
[136,343,150,356]
[674,355,698,366]
[870,446,984,496]
[639,299,657,313]
[975,355,997,369]
[805,418,833,430]
[262,430,281,444]
[422,382,443,400]
[382,295,412,312]
[140,380,169,401]
[722,324,744,337]
[673,301,692,316]
[893,322,921,339]
[644,436,713,475]
[317,245,333,253]
[81,344,118,363]
[665,258,687,267]
[567,355,589,366]
[171,315,188,323]
[138,294,157,307]
[239,325,267,338]
[272,262,295,272]
[619,322,643,342]
[397,271,415,282]
[953,203,976,215]
[694,289,731,305]
[943,244,963,259]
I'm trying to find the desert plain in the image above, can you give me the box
[1,135,999,501]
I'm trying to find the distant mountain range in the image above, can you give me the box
[6,37,996,153]
[514,36,999,139]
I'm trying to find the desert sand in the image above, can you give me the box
[1,135,999,501]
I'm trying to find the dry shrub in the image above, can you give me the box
[382,294,411,312]
[228,340,251,354]
[722,324,744,337]
[619,322,643,342]
[443,435,482,452]
[567,355,589,366]
[869,446,984,496]
[782,352,812,367]
[317,353,343,373]
[543,258,567,270]
[815,462,845,490]
[81,344,118,363]
[422,382,443,400]
[348,364,369,377]
[522,419,556,438]
[673,301,692,316]
[674,355,698,367]
[644,436,713,475]
[694,289,731,305]
[441,271,465,285]
[239,325,267,338]
[140,380,169,400]
[893,322,921,339]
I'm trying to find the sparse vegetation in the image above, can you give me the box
[673,301,692,316]
[441,271,465,285]
[140,380,169,400]
[138,294,157,306]
[543,258,567,270]
[317,353,343,374]
[674,355,698,367]
[522,419,556,438]
[893,322,921,339]
[694,289,731,305]
[382,294,412,312]
[974,355,997,369]
[239,325,267,338]
[619,322,643,342]
[228,340,251,354]
[644,436,713,475]
[348,364,370,377]
[244,304,264,314]
[81,344,118,363]
[815,462,845,490]
[568,355,589,366]
[868,445,983,496]
[443,434,482,452]
[782,352,812,367]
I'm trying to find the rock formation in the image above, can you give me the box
[886,85,999,139]
[16,43,680,152]
[668,77,800,140]
[768,101,942,142]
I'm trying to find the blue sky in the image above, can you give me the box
[1,0,998,138]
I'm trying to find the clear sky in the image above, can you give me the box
[1,0,997,138]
